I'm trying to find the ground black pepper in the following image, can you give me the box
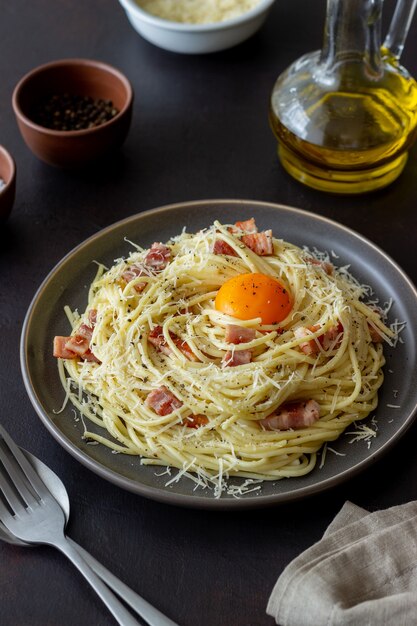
[34,93,119,131]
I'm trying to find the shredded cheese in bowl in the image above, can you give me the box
[135,0,263,24]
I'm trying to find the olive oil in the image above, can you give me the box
[269,0,417,194]
[270,64,417,193]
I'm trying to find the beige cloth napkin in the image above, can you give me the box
[267,500,417,626]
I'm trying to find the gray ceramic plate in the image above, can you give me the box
[21,200,417,509]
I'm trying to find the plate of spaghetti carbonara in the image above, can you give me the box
[21,200,417,508]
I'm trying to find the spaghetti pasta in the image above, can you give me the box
[55,219,395,490]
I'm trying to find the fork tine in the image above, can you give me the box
[0,496,15,526]
[0,457,29,515]
[0,439,39,510]
[0,425,50,503]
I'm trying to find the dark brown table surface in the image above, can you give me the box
[1,1,417,625]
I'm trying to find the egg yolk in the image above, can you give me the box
[215,273,292,325]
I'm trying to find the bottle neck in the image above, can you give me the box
[320,0,383,76]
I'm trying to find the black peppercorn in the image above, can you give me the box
[33,94,119,131]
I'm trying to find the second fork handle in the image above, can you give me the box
[53,535,140,626]
[67,537,179,626]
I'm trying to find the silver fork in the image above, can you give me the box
[0,425,141,626]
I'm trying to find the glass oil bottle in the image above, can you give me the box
[270,0,417,193]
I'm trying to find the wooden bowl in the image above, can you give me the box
[12,59,133,168]
[0,145,16,221]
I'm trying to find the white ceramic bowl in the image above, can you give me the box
[117,0,276,54]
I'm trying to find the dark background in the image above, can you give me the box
[1,1,416,625]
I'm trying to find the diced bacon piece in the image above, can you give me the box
[214,220,273,256]
[260,399,320,431]
[122,244,170,291]
[121,264,147,293]
[294,325,320,355]
[242,230,273,256]
[174,338,199,362]
[122,264,144,281]
[144,242,171,270]
[82,349,101,363]
[53,335,101,363]
[88,309,97,326]
[148,325,172,357]
[148,326,198,361]
[183,414,209,429]
[214,220,271,256]
[306,257,334,275]
[53,313,102,363]
[145,386,182,416]
[65,334,91,356]
[225,324,256,344]
[222,349,252,367]
[319,321,344,350]
[76,323,94,342]
[229,218,258,234]
[53,336,77,359]
[295,322,343,355]
[213,238,238,256]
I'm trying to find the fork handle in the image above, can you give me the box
[54,535,141,626]
[67,537,179,626]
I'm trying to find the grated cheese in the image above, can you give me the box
[135,0,263,24]
[346,419,378,449]
[326,447,346,457]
